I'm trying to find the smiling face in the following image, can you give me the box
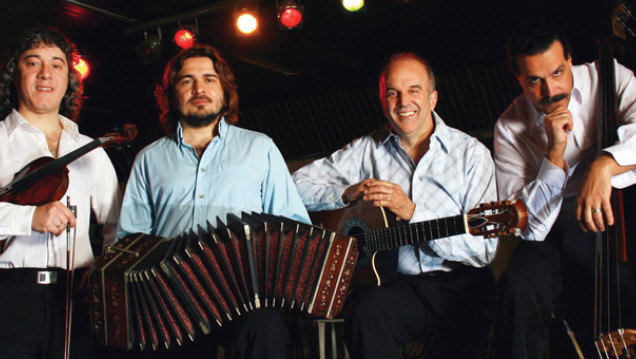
[16,44,69,118]
[174,56,226,127]
[515,40,573,114]
[380,57,438,141]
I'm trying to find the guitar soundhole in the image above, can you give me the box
[343,218,371,268]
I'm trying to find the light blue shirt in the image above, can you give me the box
[117,118,310,239]
[293,113,497,273]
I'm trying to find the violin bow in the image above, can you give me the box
[64,197,77,359]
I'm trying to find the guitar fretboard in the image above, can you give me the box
[362,214,466,253]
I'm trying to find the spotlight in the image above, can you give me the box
[235,5,259,36]
[134,30,162,64]
[73,57,90,80]
[174,20,198,50]
[342,0,364,12]
[174,28,195,49]
[278,0,304,29]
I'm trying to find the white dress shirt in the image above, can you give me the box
[494,59,636,242]
[0,110,121,269]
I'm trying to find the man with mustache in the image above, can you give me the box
[493,19,636,358]
[117,45,309,358]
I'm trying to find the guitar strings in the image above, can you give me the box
[353,217,465,252]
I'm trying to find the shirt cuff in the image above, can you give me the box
[0,204,35,236]
[537,157,568,191]
[599,148,636,189]
[604,143,636,167]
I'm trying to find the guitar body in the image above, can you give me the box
[310,200,402,287]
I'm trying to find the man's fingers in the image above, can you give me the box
[602,201,614,227]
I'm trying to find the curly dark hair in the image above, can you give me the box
[0,27,83,121]
[507,19,572,76]
[155,45,239,134]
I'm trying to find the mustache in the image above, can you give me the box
[189,95,212,103]
[539,93,568,106]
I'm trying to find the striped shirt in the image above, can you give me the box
[293,113,497,274]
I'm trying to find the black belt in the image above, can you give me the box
[0,268,67,285]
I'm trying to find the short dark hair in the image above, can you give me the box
[0,27,83,121]
[378,52,436,101]
[507,19,572,75]
[155,45,239,134]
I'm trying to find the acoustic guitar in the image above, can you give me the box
[310,199,528,287]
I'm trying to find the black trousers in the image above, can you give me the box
[102,308,290,359]
[344,266,495,359]
[0,268,92,359]
[494,198,636,359]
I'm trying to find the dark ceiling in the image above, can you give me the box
[0,0,622,179]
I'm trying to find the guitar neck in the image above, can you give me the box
[364,214,467,253]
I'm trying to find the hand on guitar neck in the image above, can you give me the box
[342,178,415,222]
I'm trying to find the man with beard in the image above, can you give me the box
[117,45,309,358]
[493,20,636,358]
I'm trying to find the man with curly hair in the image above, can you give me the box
[0,28,120,359]
[117,44,309,358]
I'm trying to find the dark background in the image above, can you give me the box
[0,0,627,180]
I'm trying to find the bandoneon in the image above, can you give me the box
[89,212,358,350]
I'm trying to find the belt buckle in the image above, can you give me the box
[37,271,57,285]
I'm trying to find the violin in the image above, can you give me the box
[0,124,137,206]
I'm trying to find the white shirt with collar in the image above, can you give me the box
[494,59,636,242]
[0,109,121,269]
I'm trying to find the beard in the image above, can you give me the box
[181,109,223,128]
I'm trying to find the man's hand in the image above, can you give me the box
[343,179,415,221]
[576,155,636,232]
[32,201,77,236]
[544,108,573,171]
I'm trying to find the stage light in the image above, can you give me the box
[174,28,195,49]
[174,20,198,50]
[134,30,163,64]
[73,57,90,80]
[278,0,304,29]
[235,6,259,35]
[342,0,364,12]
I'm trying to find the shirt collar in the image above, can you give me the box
[175,116,229,148]
[5,108,79,138]
[377,111,451,153]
